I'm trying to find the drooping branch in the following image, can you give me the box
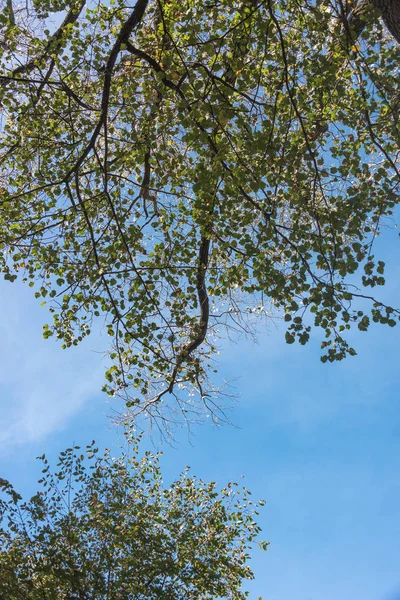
[169,235,211,381]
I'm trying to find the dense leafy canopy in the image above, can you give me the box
[0,438,266,599]
[0,0,399,424]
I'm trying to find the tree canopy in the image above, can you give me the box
[0,0,399,425]
[0,438,266,599]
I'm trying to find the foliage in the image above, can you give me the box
[0,0,399,424]
[0,438,266,599]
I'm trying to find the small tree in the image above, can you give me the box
[0,439,266,599]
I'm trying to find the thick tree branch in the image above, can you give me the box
[64,0,149,181]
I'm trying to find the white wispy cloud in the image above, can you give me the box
[0,281,106,448]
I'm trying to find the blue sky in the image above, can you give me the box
[0,224,399,600]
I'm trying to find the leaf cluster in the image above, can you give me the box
[0,437,266,599]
